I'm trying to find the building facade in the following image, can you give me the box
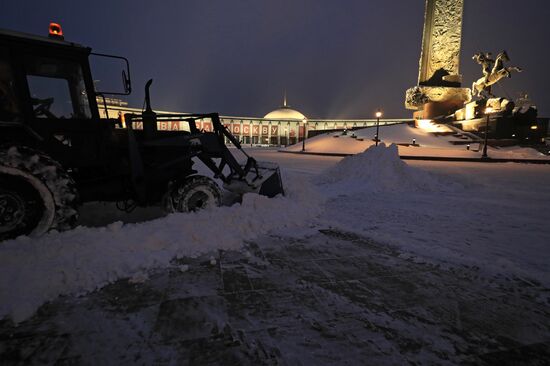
[98,99,411,146]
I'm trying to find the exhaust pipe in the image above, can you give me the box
[142,79,157,139]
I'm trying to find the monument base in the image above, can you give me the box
[414,100,468,120]
[405,86,472,119]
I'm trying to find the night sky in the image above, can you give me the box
[1,0,549,118]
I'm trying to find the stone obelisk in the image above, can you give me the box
[405,0,471,119]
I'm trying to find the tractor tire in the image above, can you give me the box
[164,175,221,213]
[0,146,79,241]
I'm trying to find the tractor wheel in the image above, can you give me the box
[164,175,221,213]
[0,146,79,241]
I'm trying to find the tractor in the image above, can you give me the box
[0,24,284,241]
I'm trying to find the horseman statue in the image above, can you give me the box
[472,51,522,98]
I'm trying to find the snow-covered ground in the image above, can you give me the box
[318,147,550,281]
[1,145,549,325]
[257,145,550,290]
[285,122,550,160]
[0,174,321,323]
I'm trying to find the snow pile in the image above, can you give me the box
[317,143,460,194]
[0,177,323,323]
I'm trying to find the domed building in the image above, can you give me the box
[259,95,307,145]
[264,96,306,121]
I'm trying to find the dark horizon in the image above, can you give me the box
[1,0,549,119]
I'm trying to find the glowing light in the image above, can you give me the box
[416,119,433,130]
[530,125,538,130]
[485,107,494,114]
[48,22,64,39]
[375,111,383,118]
[415,119,452,133]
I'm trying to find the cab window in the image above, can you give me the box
[0,48,21,122]
[25,56,92,119]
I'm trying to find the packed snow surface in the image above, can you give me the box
[0,176,322,322]
[1,144,549,323]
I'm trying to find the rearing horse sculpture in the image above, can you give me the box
[472,51,522,98]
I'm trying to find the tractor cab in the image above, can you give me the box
[0,24,130,166]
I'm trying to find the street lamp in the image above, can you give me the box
[301,118,308,152]
[482,107,493,159]
[375,110,383,146]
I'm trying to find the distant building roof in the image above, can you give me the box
[264,106,306,120]
[264,93,306,120]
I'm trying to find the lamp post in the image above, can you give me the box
[482,107,493,159]
[375,110,383,146]
[301,118,308,152]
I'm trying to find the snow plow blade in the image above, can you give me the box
[257,162,285,198]
[223,161,284,198]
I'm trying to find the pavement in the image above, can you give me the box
[1,227,549,365]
